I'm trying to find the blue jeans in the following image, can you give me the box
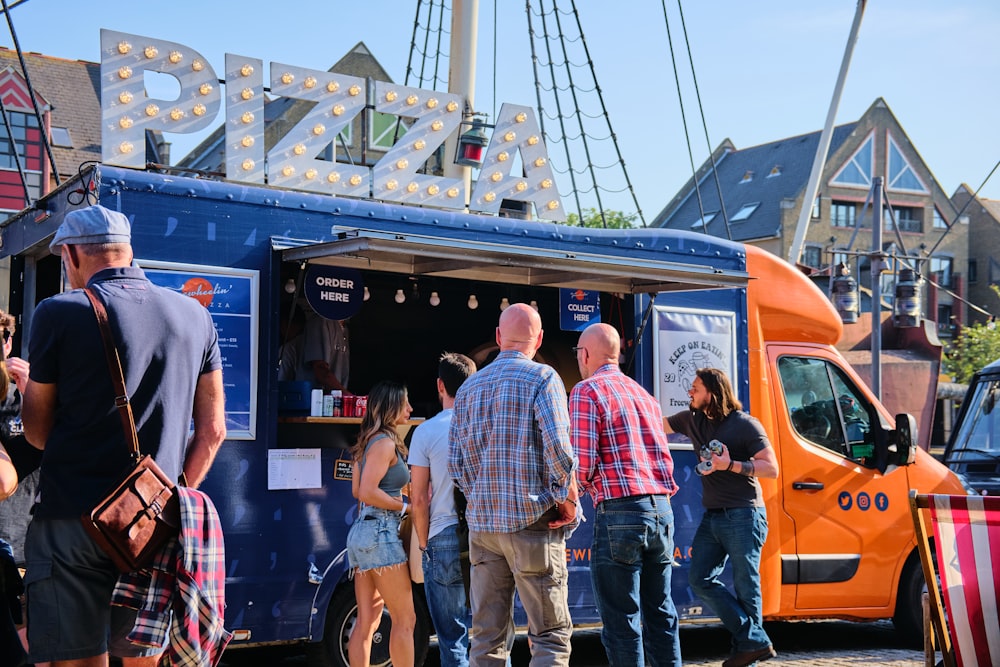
[688,507,771,652]
[591,494,681,667]
[422,524,470,667]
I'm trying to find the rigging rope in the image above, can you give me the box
[675,0,728,238]
[659,0,716,238]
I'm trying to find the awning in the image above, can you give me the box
[276,227,749,295]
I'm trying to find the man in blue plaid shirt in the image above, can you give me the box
[448,302,578,666]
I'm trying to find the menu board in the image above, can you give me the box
[140,260,259,440]
[653,306,737,418]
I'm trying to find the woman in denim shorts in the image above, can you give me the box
[346,381,417,667]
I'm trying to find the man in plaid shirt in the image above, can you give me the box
[448,303,578,667]
[569,322,681,667]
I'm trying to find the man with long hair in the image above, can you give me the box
[665,368,779,667]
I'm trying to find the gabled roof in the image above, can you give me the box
[652,123,857,242]
[0,47,102,177]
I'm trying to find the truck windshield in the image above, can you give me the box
[947,378,1000,462]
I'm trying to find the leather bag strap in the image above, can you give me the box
[84,287,140,461]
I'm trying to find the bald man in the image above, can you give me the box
[569,323,681,667]
[448,303,578,667]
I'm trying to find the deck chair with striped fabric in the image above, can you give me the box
[908,490,1000,667]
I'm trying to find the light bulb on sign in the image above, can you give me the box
[429,291,441,307]
[467,294,479,310]
[394,289,406,304]
[363,286,370,301]
[530,300,539,312]
[499,297,510,311]
[284,278,296,294]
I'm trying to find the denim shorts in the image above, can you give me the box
[346,506,407,572]
[23,517,161,662]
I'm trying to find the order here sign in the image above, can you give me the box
[304,265,364,320]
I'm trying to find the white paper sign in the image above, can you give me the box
[267,448,322,490]
[653,307,737,416]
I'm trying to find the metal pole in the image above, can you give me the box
[871,176,883,399]
[445,0,479,205]
[787,0,867,265]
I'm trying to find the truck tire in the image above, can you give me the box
[891,554,925,646]
[308,583,431,667]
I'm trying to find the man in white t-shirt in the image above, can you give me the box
[409,352,476,667]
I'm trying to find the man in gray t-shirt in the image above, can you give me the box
[408,352,476,667]
[665,368,778,667]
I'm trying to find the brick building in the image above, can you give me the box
[653,98,968,336]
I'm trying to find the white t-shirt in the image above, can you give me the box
[408,408,458,539]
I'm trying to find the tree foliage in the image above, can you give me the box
[943,320,1000,384]
[563,207,638,229]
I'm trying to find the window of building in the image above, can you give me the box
[969,259,978,284]
[831,201,856,228]
[740,171,753,183]
[831,132,873,188]
[767,165,782,178]
[885,206,921,233]
[369,112,408,150]
[730,202,760,222]
[886,133,928,193]
[0,110,43,171]
[803,246,822,268]
[690,212,717,229]
[50,126,73,148]
[933,208,948,229]
[811,197,821,219]
[930,256,953,289]
[937,304,955,336]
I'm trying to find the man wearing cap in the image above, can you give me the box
[20,205,226,667]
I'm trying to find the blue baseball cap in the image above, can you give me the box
[49,205,131,255]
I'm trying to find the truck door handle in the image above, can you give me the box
[792,481,824,490]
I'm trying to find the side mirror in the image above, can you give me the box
[871,412,917,473]
[889,413,917,466]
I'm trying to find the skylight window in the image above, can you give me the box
[50,127,73,148]
[731,202,760,222]
[690,212,717,229]
[767,165,782,178]
[740,171,754,183]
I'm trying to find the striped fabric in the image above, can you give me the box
[929,494,1000,667]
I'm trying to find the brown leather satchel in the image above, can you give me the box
[80,287,180,573]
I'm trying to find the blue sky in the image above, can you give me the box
[2,0,998,223]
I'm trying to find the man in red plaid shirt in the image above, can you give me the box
[569,322,681,667]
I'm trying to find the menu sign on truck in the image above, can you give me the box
[141,260,259,439]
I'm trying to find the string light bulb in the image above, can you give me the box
[499,297,510,311]
[530,300,539,312]
[429,291,441,307]
[363,286,370,301]
[284,278,296,294]
[394,289,406,304]
[467,294,479,310]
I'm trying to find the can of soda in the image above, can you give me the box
[344,394,357,418]
[357,395,367,417]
